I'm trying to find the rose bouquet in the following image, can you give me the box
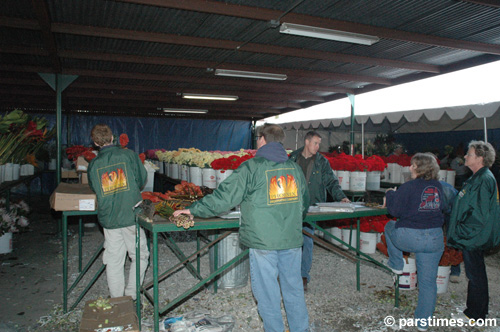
[0,109,55,165]
[211,154,253,170]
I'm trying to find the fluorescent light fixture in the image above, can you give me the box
[182,93,238,101]
[280,23,380,45]
[160,108,208,114]
[215,69,287,81]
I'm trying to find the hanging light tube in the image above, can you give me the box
[280,23,380,46]
[160,108,208,114]
[214,69,287,81]
[182,93,239,101]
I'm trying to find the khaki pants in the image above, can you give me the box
[103,225,149,300]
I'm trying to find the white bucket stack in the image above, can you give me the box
[399,257,417,290]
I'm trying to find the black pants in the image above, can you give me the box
[463,249,489,319]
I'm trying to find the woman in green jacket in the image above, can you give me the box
[447,140,499,321]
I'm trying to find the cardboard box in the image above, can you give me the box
[61,168,79,179]
[49,182,97,211]
[79,296,139,332]
[76,156,89,172]
[80,172,88,185]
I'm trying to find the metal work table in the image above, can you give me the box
[61,210,103,313]
[0,172,42,211]
[136,206,396,332]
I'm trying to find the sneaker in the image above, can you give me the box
[382,258,403,274]
[451,311,475,324]
[450,275,460,283]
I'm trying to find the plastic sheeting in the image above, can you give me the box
[32,114,252,153]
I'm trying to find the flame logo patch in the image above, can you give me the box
[96,162,130,195]
[268,172,299,204]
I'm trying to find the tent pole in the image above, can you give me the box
[295,129,299,150]
[348,94,355,156]
[361,122,364,158]
[484,118,488,143]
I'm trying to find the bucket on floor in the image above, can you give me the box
[0,232,13,254]
[209,232,249,289]
[341,228,358,250]
[360,232,377,254]
[337,171,350,191]
[324,227,342,246]
[436,265,451,294]
[399,257,417,290]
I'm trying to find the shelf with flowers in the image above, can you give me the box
[0,110,55,183]
[0,198,30,254]
[323,152,387,192]
[211,153,253,188]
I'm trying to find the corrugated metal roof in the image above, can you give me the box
[1,0,500,120]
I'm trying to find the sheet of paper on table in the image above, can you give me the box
[308,202,364,213]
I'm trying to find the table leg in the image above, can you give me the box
[62,213,68,313]
[79,217,83,272]
[356,217,361,291]
[153,231,159,332]
[136,219,142,329]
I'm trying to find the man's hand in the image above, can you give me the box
[341,198,351,203]
[173,209,192,217]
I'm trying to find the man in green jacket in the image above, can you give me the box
[447,140,500,321]
[88,124,149,300]
[174,124,310,332]
[289,131,349,290]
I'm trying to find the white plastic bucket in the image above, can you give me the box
[436,265,451,294]
[4,163,13,181]
[141,170,155,192]
[438,170,447,182]
[446,170,456,187]
[216,169,233,188]
[337,171,350,191]
[0,232,13,254]
[360,232,377,254]
[202,168,217,189]
[366,171,381,190]
[387,163,401,184]
[158,161,164,174]
[170,163,180,179]
[181,165,190,182]
[164,162,170,177]
[399,257,417,290]
[12,164,20,180]
[324,227,342,246]
[341,228,358,250]
[401,166,411,183]
[349,171,367,192]
[189,166,203,186]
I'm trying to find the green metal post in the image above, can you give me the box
[153,231,159,332]
[348,93,355,156]
[62,213,68,312]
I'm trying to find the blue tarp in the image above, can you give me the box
[34,113,253,153]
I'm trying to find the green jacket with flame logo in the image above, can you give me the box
[88,145,147,229]
[189,155,310,250]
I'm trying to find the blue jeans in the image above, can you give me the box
[250,248,309,332]
[301,225,314,282]
[384,221,444,328]
[462,249,488,319]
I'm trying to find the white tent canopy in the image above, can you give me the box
[280,101,500,151]
[282,101,500,133]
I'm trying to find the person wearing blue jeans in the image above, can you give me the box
[174,124,310,332]
[250,248,308,332]
[384,221,444,329]
[289,131,349,290]
[384,153,445,331]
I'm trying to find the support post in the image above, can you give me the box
[348,94,355,156]
[38,73,78,184]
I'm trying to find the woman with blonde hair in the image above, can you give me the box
[384,153,445,332]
